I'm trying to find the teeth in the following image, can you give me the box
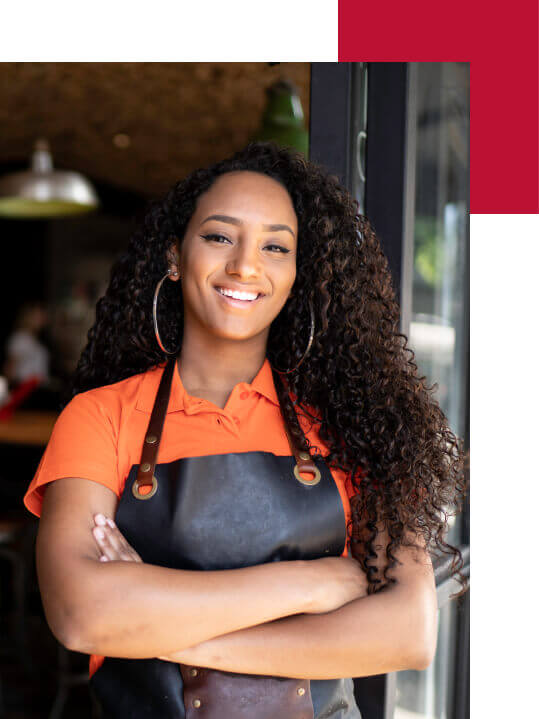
[217,287,259,301]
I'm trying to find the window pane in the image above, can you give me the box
[404,61,469,545]
[394,601,458,719]
[394,61,469,719]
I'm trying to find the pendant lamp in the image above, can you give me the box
[0,139,99,218]
[254,80,309,157]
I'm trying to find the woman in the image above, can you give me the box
[24,142,467,718]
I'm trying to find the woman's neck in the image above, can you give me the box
[177,330,269,402]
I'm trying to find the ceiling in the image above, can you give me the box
[0,62,311,199]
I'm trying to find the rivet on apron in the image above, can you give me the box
[140,462,151,473]
[192,698,201,708]
[189,667,198,677]
[145,434,157,444]
[297,687,306,696]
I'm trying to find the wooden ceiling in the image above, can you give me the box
[0,62,311,199]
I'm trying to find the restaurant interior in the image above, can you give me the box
[0,61,311,718]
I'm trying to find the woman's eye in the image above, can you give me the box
[202,234,230,244]
[265,244,290,254]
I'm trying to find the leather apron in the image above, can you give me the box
[89,357,362,719]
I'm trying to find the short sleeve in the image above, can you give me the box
[23,391,121,518]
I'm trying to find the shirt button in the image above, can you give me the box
[240,391,249,400]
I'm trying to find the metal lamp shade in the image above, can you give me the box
[0,140,99,218]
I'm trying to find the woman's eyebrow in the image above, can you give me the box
[262,223,295,238]
[201,214,295,238]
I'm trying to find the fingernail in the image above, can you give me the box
[94,527,105,540]
[95,514,107,526]
[106,518,115,528]
[99,555,109,562]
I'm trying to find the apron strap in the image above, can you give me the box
[281,421,322,486]
[134,355,177,490]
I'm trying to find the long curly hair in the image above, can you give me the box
[70,141,469,598]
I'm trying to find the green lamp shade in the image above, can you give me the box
[254,80,309,157]
[0,197,98,219]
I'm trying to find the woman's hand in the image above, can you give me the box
[92,514,142,563]
[304,556,370,613]
[93,516,188,655]
[90,516,192,663]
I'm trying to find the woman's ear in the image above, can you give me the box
[166,239,181,280]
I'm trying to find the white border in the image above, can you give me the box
[471,213,539,718]
[3,1,338,61]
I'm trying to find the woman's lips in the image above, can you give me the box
[214,286,264,308]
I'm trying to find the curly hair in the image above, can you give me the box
[70,141,469,599]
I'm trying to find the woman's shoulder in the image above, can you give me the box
[22,372,155,520]
[65,365,161,425]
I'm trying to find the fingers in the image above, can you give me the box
[92,514,143,563]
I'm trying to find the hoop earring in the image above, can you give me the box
[270,299,315,375]
[153,269,180,355]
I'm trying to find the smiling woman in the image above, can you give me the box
[24,141,467,719]
[169,171,298,350]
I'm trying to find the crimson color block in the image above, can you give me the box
[338,0,539,214]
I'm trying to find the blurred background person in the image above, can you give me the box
[3,301,51,387]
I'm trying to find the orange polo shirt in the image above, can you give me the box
[24,357,358,678]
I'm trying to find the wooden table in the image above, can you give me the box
[0,410,58,447]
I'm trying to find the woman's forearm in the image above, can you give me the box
[163,582,438,679]
[43,555,318,659]
[64,513,368,661]
[38,480,352,661]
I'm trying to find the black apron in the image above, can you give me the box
[89,358,362,719]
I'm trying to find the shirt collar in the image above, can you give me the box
[135,357,280,414]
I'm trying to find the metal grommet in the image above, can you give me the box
[189,667,198,677]
[298,451,310,460]
[132,475,158,500]
[145,434,157,444]
[297,687,306,696]
[140,462,151,473]
[192,698,201,708]
[294,464,321,486]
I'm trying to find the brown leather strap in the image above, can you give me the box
[281,421,321,485]
[135,355,177,489]
[135,356,319,490]
[179,665,314,719]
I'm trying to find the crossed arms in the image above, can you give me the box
[36,476,438,679]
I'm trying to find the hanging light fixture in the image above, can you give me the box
[0,139,99,218]
[254,79,309,157]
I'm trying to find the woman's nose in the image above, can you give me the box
[225,240,261,279]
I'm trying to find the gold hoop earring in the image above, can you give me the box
[153,269,180,355]
[270,299,315,375]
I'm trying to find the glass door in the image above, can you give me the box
[394,61,470,719]
[309,61,470,719]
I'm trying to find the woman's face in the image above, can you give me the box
[173,170,298,343]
